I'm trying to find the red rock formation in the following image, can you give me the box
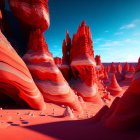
[122,62,129,72]
[107,74,122,96]
[110,62,116,73]
[23,51,82,111]
[9,0,82,111]
[8,0,50,32]
[54,57,62,66]
[61,30,72,80]
[116,62,123,81]
[0,0,5,32]
[0,30,46,110]
[129,63,135,72]
[70,20,94,62]
[95,55,104,78]
[117,62,122,73]
[103,69,109,84]
[70,21,102,103]
[135,57,140,72]
[23,28,53,64]
[106,59,140,130]
[106,64,110,72]
[95,55,101,65]
[124,63,135,81]
[0,10,2,30]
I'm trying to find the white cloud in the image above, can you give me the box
[120,24,136,30]
[95,47,111,51]
[94,38,103,44]
[99,41,122,47]
[114,32,124,35]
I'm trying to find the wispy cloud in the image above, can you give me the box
[99,41,122,47]
[120,19,140,30]
[94,38,103,44]
[95,47,111,51]
[114,32,124,35]
[120,24,136,30]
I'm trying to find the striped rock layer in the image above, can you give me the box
[8,0,50,32]
[23,29,82,111]
[0,30,46,110]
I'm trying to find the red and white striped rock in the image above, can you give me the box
[8,0,50,32]
[23,30,82,111]
[69,21,103,103]
[0,31,46,110]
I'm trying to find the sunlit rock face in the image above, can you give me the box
[61,21,103,104]
[0,30,46,110]
[8,0,50,32]
[105,58,140,130]
[22,29,82,111]
[8,0,82,111]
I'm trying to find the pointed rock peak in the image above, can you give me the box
[117,62,122,73]
[111,62,115,66]
[110,65,117,73]
[129,64,135,72]
[123,62,129,71]
[104,69,109,80]
[106,65,110,72]
[66,30,69,37]
[95,55,101,65]
[110,74,121,89]
[81,20,86,26]
[63,106,74,118]
[62,39,66,46]
[78,25,81,29]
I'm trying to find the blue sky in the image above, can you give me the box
[45,0,140,62]
[5,0,140,62]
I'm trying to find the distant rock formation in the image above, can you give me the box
[110,62,117,73]
[107,74,122,96]
[124,63,135,81]
[106,58,140,130]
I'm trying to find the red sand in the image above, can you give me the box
[0,81,139,140]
